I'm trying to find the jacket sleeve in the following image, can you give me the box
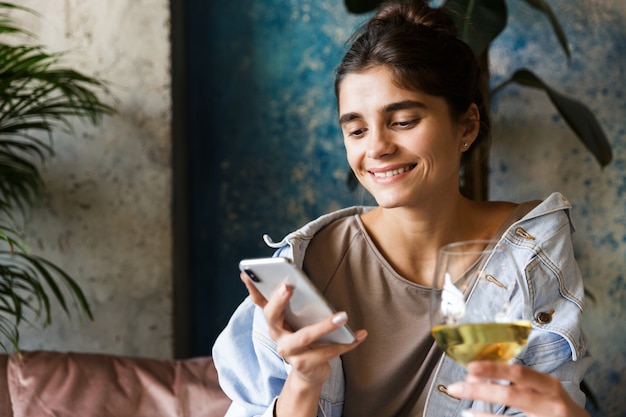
[212,297,288,417]
[511,208,593,411]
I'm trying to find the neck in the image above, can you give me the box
[361,193,471,286]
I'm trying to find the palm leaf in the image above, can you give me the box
[0,149,44,212]
[0,223,29,252]
[442,0,508,57]
[0,249,94,348]
[0,36,115,217]
[0,2,37,39]
[0,2,111,351]
[0,315,18,351]
[491,69,612,166]
[522,0,570,58]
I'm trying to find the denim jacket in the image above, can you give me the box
[212,192,592,416]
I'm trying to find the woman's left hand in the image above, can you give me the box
[446,361,590,417]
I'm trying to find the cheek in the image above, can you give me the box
[343,140,361,170]
[419,130,461,161]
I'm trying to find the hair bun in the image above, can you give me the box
[374,0,458,39]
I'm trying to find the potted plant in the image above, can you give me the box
[344,0,612,201]
[0,3,115,351]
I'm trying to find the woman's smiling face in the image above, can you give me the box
[338,66,477,209]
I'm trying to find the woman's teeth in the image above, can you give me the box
[372,166,412,178]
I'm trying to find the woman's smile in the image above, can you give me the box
[369,163,416,179]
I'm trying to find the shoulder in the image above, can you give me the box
[263,206,372,267]
[464,199,519,240]
[263,206,371,250]
[513,192,575,241]
[303,214,364,289]
[476,192,573,241]
[311,214,361,245]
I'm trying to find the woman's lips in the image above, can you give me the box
[369,164,416,178]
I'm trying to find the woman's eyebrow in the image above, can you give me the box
[383,100,426,113]
[339,112,361,125]
[339,100,426,125]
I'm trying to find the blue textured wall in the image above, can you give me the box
[199,1,626,415]
[192,1,373,350]
[488,2,626,416]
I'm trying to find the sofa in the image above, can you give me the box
[0,350,231,417]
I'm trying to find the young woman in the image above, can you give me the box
[212,1,592,416]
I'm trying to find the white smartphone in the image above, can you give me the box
[239,257,356,344]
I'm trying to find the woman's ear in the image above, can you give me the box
[460,103,480,150]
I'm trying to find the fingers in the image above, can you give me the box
[465,361,566,404]
[467,361,546,386]
[447,378,518,411]
[459,411,491,417]
[240,271,268,307]
[263,282,294,334]
[278,312,367,356]
[287,331,368,384]
[261,282,368,385]
[243,273,367,350]
[279,326,367,387]
[263,282,365,348]
[447,361,589,417]
[242,272,369,387]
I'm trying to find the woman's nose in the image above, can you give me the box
[366,129,396,159]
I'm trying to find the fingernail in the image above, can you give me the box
[466,374,482,383]
[467,361,486,376]
[332,311,348,325]
[355,329,368,342]
[446,382,463,396]
[460,411,474,417]
[280,284,290,296]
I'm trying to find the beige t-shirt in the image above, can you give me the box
[302,202,537,416]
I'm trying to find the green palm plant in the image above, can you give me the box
[0,2,115,351]
[344,0,612,201]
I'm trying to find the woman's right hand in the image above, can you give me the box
[241,271,367,384]
[447,361,590,417]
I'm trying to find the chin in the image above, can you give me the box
[372,196,406,208]
[362,182,415,208]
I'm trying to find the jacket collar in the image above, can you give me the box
[263,192,570,267]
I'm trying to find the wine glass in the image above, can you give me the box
[430,239,532,412]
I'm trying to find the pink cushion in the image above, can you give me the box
[7,351,230,417]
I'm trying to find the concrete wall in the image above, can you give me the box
[13,0,172,359]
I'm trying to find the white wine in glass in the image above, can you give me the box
[431,320,531,366]
[430,239,532,410]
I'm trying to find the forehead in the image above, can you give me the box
[338,67,444,115]
[339,66,405,98]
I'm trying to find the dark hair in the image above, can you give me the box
[335,0,490,162]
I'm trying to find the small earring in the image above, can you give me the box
[463,142,469,148]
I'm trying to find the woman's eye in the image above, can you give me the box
[394,119,418,128]
[348,128,366,138]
